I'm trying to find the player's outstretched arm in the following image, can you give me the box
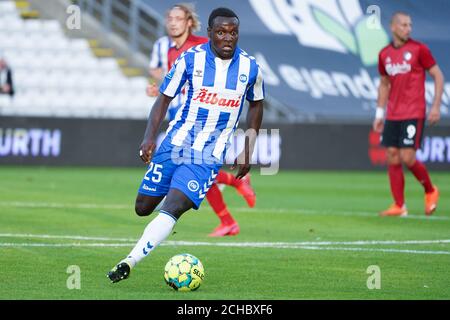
[139,93,173,163]
[427,64,444,125]
[233,100,264,179]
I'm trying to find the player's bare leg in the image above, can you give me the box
[159,188,195,220]
[135,194,166,216]
[108,190,193,283]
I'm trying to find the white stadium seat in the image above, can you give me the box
[0,36,16,49]
[47,52,72,69]
[0,1,17,16]
[21,71,45,88]
[24,19,43,33]
[41,20,62,34]
[37,52,58,69]
[89,93,109,110]
[0,12,149,119]
[76,55,99,70]
[109,76,129,90]
[98,58,119,71]
[69,39,90,51]
[128,77,148,91]
[14,91,51,116]
[0,16,24,31]
[41,35,70,51]
[0,95,13,108]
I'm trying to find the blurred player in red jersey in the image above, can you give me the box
[146,3,256,236]
[373,12,444,217]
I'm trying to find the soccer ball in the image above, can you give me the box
[164,253,205,292]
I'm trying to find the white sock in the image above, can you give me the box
[154,196,166,212]
[122,210,177,268]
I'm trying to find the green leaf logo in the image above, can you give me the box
[312,8,357,55]
[312,7,389,66]
[354,16,389,66]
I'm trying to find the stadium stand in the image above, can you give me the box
[0,0,289,122]
[1,0,448,123]
[0,0,154,119]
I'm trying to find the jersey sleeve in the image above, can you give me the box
[246,64,265,102]
[419,44,436,70]
[378,51,388,76]
[149,39,162,69]
[159,55,188,98]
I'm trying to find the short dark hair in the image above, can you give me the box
[390,11,410,24]
[208,7,239,28]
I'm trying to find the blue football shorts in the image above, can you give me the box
[137,139,222,209]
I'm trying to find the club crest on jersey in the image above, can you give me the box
[403,51,412,61]
[239,74,248,83]
[192,88,241,108]
[187,180,200,192]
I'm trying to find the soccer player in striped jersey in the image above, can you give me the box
[147,4,256,237]
[107,7,264,283]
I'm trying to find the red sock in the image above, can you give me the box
[206,183,235,225]
[388,164,405,207]
[215,170,239,187]
[407,160,434,193]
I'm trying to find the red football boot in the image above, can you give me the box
[208,222,240,237]
[236,174,256,208]
[425,185,439,216]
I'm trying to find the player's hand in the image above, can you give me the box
[139,140,156,164]
[1,84,10,93]
[231,154,251,179]
[427,106,441,125]
[372,118,384,133]
[146,83,158,97]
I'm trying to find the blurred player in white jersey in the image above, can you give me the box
[108,7,264,283]
[148,35,172,86]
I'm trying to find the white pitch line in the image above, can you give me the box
[0,233,136,242]
[0,201,129,210]
[0,233,449,247]
[283,246,450,255]
[232,207,450,221]
[0,201,449,220]
[0,242,449,255]
[163,239,450,246]
[0,242,133,247]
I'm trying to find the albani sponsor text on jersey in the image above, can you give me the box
[192,89,242,108]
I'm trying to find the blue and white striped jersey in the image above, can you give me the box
[149,36,173,73]
[159,42,265,163]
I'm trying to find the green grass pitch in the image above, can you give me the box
[0,166,448,299]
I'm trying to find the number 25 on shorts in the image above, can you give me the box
[144,162,163,183]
